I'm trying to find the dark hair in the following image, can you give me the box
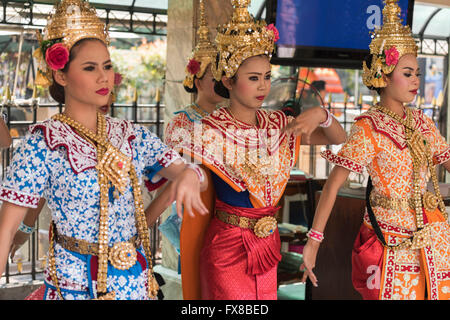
[213,54,269,99]
[311,80,326,92]
[184,72,206,94]
[184,83,198,94]
[49,38,106,104]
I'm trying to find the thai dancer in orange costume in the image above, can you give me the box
[175,0,346,300]
[301,0,450,300]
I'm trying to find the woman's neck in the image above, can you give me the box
[63,98,98,132]
[228,103,258,126]
[195,97,216,115]
[379,94,405,118]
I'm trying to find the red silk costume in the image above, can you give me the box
[173,107,300,299]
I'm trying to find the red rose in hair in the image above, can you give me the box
[384,46,399,66]
[114,72,123,86]
[187,59,201,75]
[45,43,70,71]
[266,23,280,43]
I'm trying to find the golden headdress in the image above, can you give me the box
[362,0,418,89]
[34,0,110,87]
[212,0,279,81]
[183,0,217,90]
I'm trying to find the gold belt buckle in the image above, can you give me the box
[253,216,277,238]
[422,191,438,212]
[108,242,137,270]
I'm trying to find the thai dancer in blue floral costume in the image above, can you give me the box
[0,0,207,300]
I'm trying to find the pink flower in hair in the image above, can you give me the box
[114,72,123,86]
[266,23,280,43]
[384,46,399,66]
[187,59,201,75]
[45,43,70,71]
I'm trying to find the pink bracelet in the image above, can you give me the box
[306,229,324,243]
[186,164,205,183]
[319,108,332,128]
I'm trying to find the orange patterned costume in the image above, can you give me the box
[174,107,300,299]
[322,107,450,300]
[163,103,215,300]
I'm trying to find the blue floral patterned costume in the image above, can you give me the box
[0,116,182,300]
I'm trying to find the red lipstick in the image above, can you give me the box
[410,89,418,95]
[96,88,110,96]
[256,96,265,101]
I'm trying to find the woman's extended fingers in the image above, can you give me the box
[192,194,208,215]
[300,263,318,287]
[173,167,209,217]
[9,244,17,260]
[175,187,184,217]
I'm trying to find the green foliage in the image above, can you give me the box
[110,39,166,104]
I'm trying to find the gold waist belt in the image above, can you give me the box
[55,233,139,270]
[369,191,439,212]
[215,210,278,238]
[381,224,433,251]
[370,192,414,211]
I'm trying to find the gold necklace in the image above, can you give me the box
[48,112,159,300]
[375,104,447,227]
[226,107,280,185]
[191,103,208,118]
[227,107,258,128]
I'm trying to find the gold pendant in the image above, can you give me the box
[97,145,132,194]
[406,129,427,166]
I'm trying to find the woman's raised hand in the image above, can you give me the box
[170,165,208,218]
[283,106,327,144]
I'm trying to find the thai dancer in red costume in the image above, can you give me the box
[301,0,450,300]
[174,0,346,300]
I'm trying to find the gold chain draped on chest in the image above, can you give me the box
[374,105,447,228]
[48,112,159,300]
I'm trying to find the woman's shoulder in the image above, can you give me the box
[174,104,205,123]
[258,109,290,129]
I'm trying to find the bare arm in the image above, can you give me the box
[301,165,351,286]
[156,160,208,217]
[10,198,46,260]
[0,202,29,276]
[443,159,450,173]
[0,118,12,149]
[145,183,173,227]
[284,106,347,145]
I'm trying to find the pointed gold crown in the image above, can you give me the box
[363,0,418,89]
[212,0,278,81]
[183,0,218,89]
[34,0,109,87]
